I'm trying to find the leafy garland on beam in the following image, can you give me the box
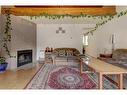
[30,12,112,20]
[29,10,127,35]
[3,11,12,57]
[87,10,127,35]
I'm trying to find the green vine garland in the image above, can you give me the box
[30,10,127,35]
[3,11,12,57]
[30,12,113,20]
[3,9,127,57]
[87,10,127,35]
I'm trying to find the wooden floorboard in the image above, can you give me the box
[0,64,43,89]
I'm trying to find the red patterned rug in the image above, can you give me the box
[48,67,96,89]
[25,64,118,89]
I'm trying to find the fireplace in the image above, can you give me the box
[17,50,32,67]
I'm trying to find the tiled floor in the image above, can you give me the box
[0,64,42,89]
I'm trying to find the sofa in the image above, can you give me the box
[100,49,127,69]
[99,49,127,83]
[52,48,80,64]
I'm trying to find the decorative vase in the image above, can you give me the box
[0,62,8,73]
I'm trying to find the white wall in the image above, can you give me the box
[0,15,37,70]
[37,24,95,60]
[8,16,37,70]
[86,6,127,57]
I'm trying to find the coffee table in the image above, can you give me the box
[77,55,127,89]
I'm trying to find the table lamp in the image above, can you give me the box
[111,34,116,53]
[82,34,89,54]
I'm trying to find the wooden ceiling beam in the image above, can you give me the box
[1,6,116,16]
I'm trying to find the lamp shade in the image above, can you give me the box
[83,35,88,46]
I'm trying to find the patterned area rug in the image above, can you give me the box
[25,63,118,89]
[48,67,96,89]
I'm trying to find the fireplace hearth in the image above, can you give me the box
[17,50,32,67]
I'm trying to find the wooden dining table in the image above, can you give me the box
[77,55,127,89]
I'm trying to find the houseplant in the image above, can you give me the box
[0,57,8,73]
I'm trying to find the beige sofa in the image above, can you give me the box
[100,49,127,81]
[101,49,127,69]
[52,48,80,64]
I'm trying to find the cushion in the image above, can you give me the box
[105,58,127,64]
[117,59,127,64]
[73,49,80,56]
[66,50,73,56]
[53,50,59,56]
[55,56,68,60]
[119,54,127,60]
[53,48,80,57]
[112,49,127,60]
[58,50,66,57]
[67,56,77,60]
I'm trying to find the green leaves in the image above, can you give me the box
[0,57,6,64]
[29,13,105,20]
[3,13,12,57]
[87,10,127,35]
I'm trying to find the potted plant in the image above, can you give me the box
[0,57,8,73]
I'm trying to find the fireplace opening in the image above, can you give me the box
[17,50,32,67]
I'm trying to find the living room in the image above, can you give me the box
[0,5,127,91]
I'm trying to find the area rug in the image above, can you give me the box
[25,63,118,89]
[48,67,96,89]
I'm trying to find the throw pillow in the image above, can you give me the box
[58,50,66,57]
[66,50,73,56]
